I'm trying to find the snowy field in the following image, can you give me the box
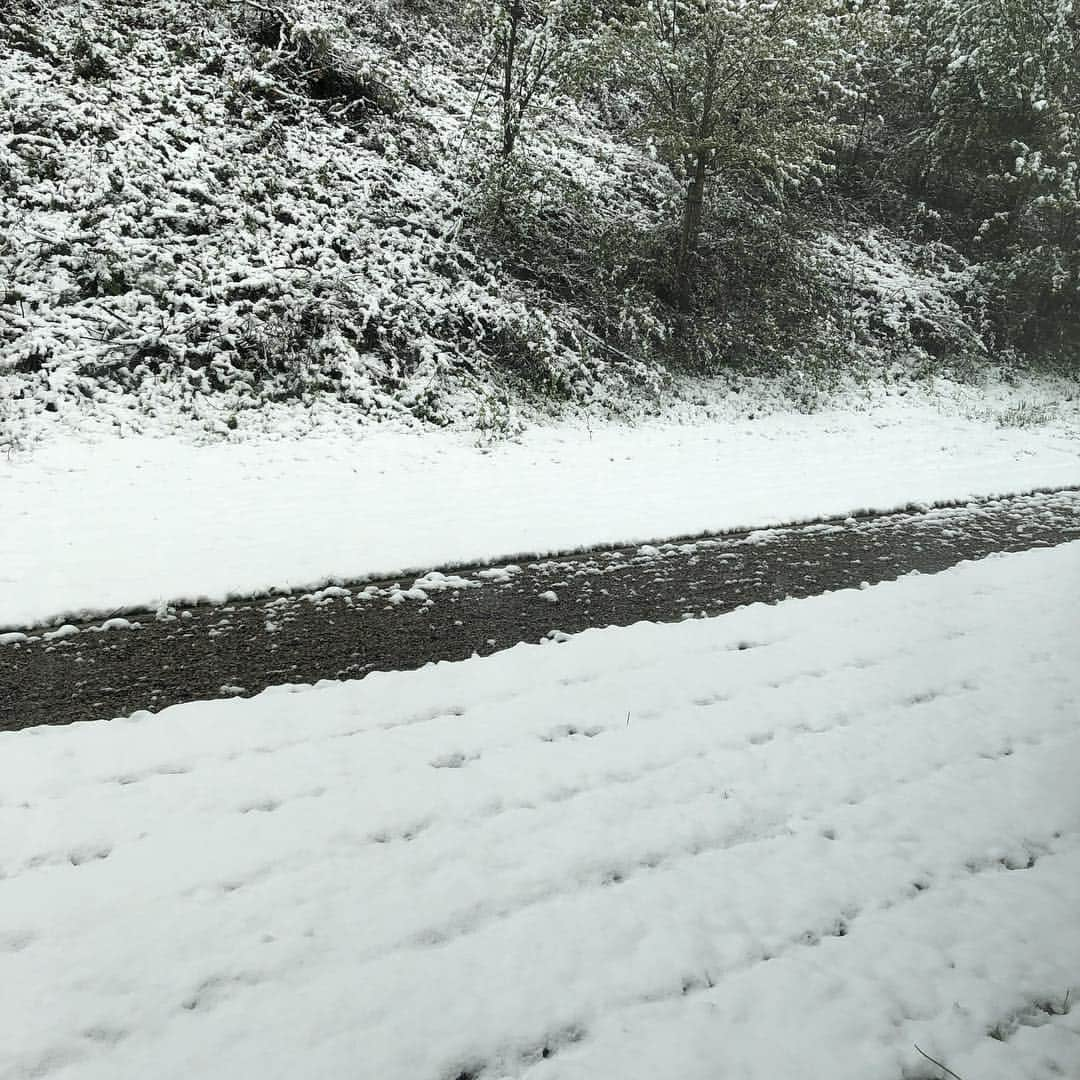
[3,543,1079,1080]
[3,396,1080,629]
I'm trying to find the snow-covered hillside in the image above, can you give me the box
[1,0,674,438]
[3,0,1037,443]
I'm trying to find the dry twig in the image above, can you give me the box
[913,1043,967,1080]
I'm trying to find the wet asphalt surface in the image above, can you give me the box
[2,487,1079,732]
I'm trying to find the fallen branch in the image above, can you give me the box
[573,324,643,368]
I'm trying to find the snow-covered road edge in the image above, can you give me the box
[3,402,1079,629]
[3,544,1079,1080]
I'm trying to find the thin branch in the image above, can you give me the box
[571,324,644,368]
[455,50,501,157]
[225,0,285,18]
[913,1044,967,1080]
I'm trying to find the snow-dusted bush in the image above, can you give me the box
[845,0,1079,367]
[813,230,989,380]
[0,0,669,431]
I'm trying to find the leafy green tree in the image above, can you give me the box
[465,0,598,210]
[857,0,1078,359]
[925,0,1078,356]
[607,0,857,311]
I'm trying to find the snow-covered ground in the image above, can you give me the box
[3,393,1080,629]
[4,543,1079,1080]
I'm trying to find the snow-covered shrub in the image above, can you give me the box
[0,0,673,432]
[664,195,832,374]
[981,244,1080,366]
[844,0,1078,369]
[462,146,672,386]
[637,206,992,390]
[991,400,1057,428]
[811,230,989,381]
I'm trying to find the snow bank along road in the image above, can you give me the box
[4,487,1079,730]
[3,543,1079,1080]
[3,403,1080,630]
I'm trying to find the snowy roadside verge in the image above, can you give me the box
[3,400,1080,629]
[3,543,1079,1080]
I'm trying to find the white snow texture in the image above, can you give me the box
[3,543,1079,1080]
[3,401,1080,628]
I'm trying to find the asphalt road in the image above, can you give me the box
[3,487,1079,731]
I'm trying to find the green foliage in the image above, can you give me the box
[928,0,1077,361]
[593,0,863,311]
[606,0,857,191]
[848,0,1079,365]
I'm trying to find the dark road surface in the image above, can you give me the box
[3,487,1079,732]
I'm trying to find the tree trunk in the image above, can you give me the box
[501,0,524,162]
[494,0,524,219]
[674,150,709,314]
